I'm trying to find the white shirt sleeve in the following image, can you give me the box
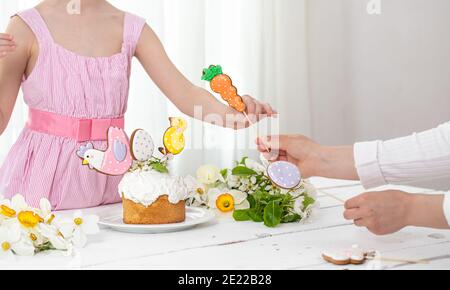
[354,122,450,226]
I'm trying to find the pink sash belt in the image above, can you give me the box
[26,108,124,142]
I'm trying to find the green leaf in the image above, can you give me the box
[264,201,282,228]
[220,168,228,180]
[232,166,257,177]
[239,156,249,165]
[248,209,264,223]
[247,194,256,208]
[201,65,223,81]
[150,162,169,173]
[281,213,302,223]
[302,196,315,208]
[233,210,251,221]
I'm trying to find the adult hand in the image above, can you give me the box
[256,135,358,180]
[344,190,412,235]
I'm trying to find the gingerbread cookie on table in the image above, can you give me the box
[322,245,366,266]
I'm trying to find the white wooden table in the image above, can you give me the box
[4,178,450,270]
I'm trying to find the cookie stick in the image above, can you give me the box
[202,65,271,153]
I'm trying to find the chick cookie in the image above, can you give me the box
[163,117,187,155]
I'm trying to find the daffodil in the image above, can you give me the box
[0,223,35,258]
[37,198,55,224]
[38,223,72,252]
[184,175,207,206]
[207,188,250,213]
[196,165,223,185]
[58,211,99,248]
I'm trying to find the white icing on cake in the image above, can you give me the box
[118,169,188,207]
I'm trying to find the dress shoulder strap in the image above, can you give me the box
[123,12,146,57]
[14,8,53,45]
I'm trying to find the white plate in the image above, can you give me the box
[98,207,215,234]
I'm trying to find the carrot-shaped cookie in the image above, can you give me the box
[202,65,246,112]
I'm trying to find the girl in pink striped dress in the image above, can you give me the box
[0,0,276,210]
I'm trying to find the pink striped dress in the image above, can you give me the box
[0,8,146,210]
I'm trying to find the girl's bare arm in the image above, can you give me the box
[0,17,33,135]
[135,24,275,129]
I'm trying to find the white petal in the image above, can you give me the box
[73,210,83,219]
[6,223,22,243]
[39,198,52,216]
[235,199,250,210]
[80,215,99,235]
[230,190,247,204]
[11,194,28,211]
[58,221,75,239]
[72,228,87,248]
[11,240,35,256]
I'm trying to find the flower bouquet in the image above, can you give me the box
[185,157,318,227]
[0,194,99,258]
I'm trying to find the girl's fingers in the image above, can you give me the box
[0,39,16,47]
[0,33,13,40]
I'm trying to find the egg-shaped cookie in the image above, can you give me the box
[130,129,154,162]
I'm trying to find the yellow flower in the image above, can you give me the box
[215,194,235,212]
[208,188,250,213]
[17,211,43,228]
[1,205,16,218]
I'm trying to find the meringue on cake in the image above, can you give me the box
[118,162,188,225]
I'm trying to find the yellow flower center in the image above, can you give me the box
[18,211,43,228]
[30,233,38,242]
[216,194,235,213]
[1,205,16,218]
[74,218,83,226]
[1,242,11,252]
[196,188,205,195]
[46,214,55,225]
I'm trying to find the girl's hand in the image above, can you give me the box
[0,33,16,58]
[242,95,277,123]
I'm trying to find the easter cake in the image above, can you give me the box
[118,123,188,225]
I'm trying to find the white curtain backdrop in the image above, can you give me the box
[1,0,449,189]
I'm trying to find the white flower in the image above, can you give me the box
[184,175,207,206]
[293,197,305,215]
[289,187,306,198]
[37,198,55,224]
[0,222,35,257]
[244,158,266,173]
[39,223,72,252]
[207,188,250,213]
[196,165,222,185]
[58,211,99,248]
[303,181,318,199]
[227,174,240,188]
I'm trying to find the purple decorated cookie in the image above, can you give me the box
[267,161,301,189]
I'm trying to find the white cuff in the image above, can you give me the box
[354,141,387,189]
[444,193,450,227]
